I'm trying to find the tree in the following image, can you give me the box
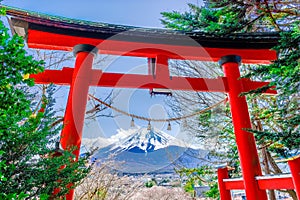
[161,1,299,33]
[75,160,143,200]
[0,6,89,199]
[165,60,240,197]
[131,186,193,200]
[161,1,299,199]
[176,166,219,199]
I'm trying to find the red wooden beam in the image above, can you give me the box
[30,68,276,94]
[223,178,244,190]
[223,174,295,190]
[59,44,98,200]
[241,79,276,95]
[221,56,268,200]
[30,67,73,85]
[217,167,232,200]
[26,30,277,64]
[288,156,300,199]
[256,174,295,190]
[94,72,228,92]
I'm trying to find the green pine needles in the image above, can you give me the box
[0,6,89,199]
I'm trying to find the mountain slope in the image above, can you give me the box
[91,127,209,174]
[113,127,190,153]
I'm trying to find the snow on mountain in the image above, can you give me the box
[82,126,194,153]
[118,128,168,152]
[113,127,191,153]
[81,127,197,152]
[90,127,209,174]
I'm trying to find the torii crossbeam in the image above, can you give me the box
[5,6,299,200]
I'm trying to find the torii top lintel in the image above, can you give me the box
[5,6,279,64]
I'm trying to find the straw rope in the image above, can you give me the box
[88,94,226,122]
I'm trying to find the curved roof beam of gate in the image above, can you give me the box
[4,5,279,64]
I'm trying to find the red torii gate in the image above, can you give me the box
[6,7,300,200]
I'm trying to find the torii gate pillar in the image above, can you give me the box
[220,55,268,200]
[60,44,97,200]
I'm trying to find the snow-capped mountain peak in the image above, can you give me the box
[113,127,188,153]
[82,126,198,155]
[119,128,168,152]
[89,127,209,174]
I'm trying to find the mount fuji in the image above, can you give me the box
[84,127,209,174]
[112,127,191,153]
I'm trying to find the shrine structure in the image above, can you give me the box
[5,6,300,200]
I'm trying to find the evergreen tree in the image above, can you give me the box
[0,6,89,199]
[161,0,299,159]
[161,1,299,198]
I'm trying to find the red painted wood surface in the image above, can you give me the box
[223,174,295,190]
[288,156,300,199]
[256,175,295,190]
[30,68,276,94]
[217,167,232,200]
[27,29,277,64]
[223,178,244,190]
[59,51,96,200]
[222,59,268,200]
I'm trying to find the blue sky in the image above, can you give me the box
[2,0,203,140]
[2,0,201,27]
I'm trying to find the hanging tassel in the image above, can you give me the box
[147,121,151,130]
[130,118,135,127]
[167,121,171,131]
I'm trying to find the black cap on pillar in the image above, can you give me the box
[73,44,98,56]
[219,55,241,66]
